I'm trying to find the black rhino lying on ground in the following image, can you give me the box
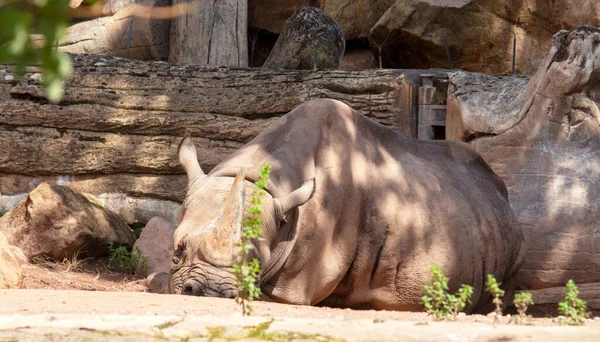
[170,98,525,311]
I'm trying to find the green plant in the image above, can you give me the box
[0,0,95,102]
[485,274,505,323]
[557,279,590,326]
[421,265,473,321]
[233,164,271,316]
[513,291,534,324]
[108,243,148,276]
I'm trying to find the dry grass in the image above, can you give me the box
[30,249,92,273]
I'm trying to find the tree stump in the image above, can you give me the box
[168,0,248,66]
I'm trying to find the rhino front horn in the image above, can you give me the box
[201,168,246,266]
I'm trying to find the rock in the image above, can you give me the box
[84,193,180,227]
[250,1,600,73]
[0,232,22,289]
[145,271,170,294]
[340,48,377,70]
[370,0,600,73]
[0,183,136,260]
[263,6,344,70]
[446,72,530,141]
[447,26,600,289]
[249,1,391,41]
[133,217,176,275]
[9,246,27,265]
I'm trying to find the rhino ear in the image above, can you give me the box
[178,136,205,177]
[274,179,315,221]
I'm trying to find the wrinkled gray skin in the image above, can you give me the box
[170,99,526,312]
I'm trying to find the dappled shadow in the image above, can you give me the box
[448,26,600,294]
[189,98,524,312]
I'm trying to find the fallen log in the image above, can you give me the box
[526,283,600,309]
[0,54,446,224]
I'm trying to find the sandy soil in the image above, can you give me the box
[0,260,597,341]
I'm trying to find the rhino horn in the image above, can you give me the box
[201,168,246,266]
[274,179,315,221]
[178,136,205,178]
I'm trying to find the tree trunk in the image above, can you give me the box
[0,54,445,224]
[36,0,171,61]
[168,0,248,66]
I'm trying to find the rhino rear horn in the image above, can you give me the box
[201,168,246,266]
[274,179,315,221]
[178,136,205,178]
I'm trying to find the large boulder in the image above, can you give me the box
[370,0,600,73]
[248,1,395,42]
[263,6,345,70]
[0,232,22,289]
[132,216,176,276]
[250,1,599,74]
[447,26,600,289]
[0,183,136,260]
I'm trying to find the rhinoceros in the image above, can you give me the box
[170,98,525,311]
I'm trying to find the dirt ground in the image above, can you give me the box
[0,259,598,341]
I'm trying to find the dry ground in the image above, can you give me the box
[0,260,597,341]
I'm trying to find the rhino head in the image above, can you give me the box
[169,137,314,297]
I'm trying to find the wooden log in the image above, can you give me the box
[0,174,186,202]
[35,0,172,61]
[0,54,446,224]
[168,0,248,66]
[0,125,239,175]
[523,282,600,310]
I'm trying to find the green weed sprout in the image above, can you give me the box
[485,274,505,323]
[557,280,590,326]
[513,291,534,324]
[233,164,271,316]
[421,265,473,321]
[107,243,148,276]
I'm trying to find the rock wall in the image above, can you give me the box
[0,54,446,226]
[447,26,600,289]
[249,0,600,74]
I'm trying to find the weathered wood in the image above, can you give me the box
[0,56,444,175]
[0,174,186,202]
[523,282,600,310]
[0,54,446,225]
[0,125,239,175]
[35,0,171,61]
[169,0,248,66]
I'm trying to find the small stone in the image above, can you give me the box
[373,318,385,323]
[94,62,107,66]
[4,75,14,81]
[30,73,43,82]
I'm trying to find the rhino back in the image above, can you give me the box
[212,99,524,310]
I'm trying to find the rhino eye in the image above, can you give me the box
[172,241,185,264]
